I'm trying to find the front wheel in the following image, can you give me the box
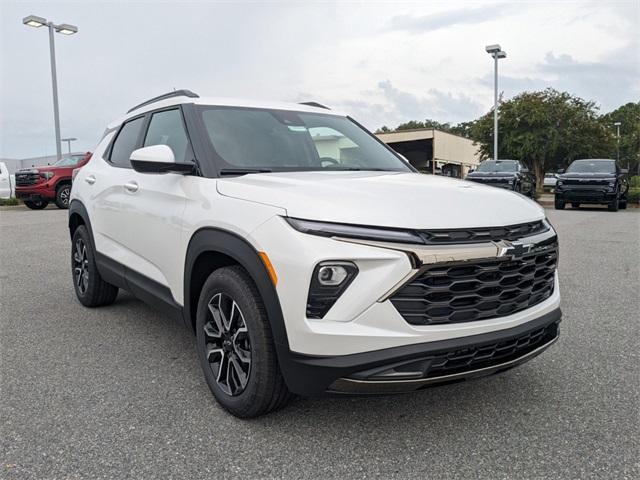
[196,266,291,418]
[24,200,48,210]
[55,184,71,209]
[608,196,619,212]
[554,198,565,210]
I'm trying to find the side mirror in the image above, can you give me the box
[558,169,565,174]
[130,145,194,174]
[620,168,629,174]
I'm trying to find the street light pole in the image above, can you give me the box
[61,137,77,154]
[23,15,78,161]
[485,45,507,161]
[613,121,622,166]
[48,23,62,161]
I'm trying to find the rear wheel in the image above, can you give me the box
[55,184,71,209]
[554,198,565,210]
[608,196,619,212]
[196,266,291,418]
[619,197,627,209]
[24,200,48,210]
[71,225,118,307]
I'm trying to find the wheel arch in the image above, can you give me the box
[184,227,290,354]
[68,200,95,250]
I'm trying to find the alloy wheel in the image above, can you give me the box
[59,186,70,207]
[73,239,89,295]
[203,293,251,396]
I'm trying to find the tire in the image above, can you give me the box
[608,196,619,212]
[619,200,627,210]
[554,197,565,210]
[71,225,119,307]
[55,183,71,209]
[196,266,291,418]
[571,203,580,208]
[24,200,49,210]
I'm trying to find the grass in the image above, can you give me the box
[0,197,20,206]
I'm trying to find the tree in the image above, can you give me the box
[376,118,476,137]
[470,88,616,189]
[601,102,640,175]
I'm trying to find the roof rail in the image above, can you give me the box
[299,101,330,110]
[127,89,199,114]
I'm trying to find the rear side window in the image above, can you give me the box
[110,117,144,167]
[143,109,192,163]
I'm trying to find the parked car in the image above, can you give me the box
[555,159,629,211]
[0,161,12,199]
[15,152,91,209]
[465,160,536,198]
[69,90,561,417]
[543,173,559,190]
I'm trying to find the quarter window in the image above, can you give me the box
[110,117,144,168]
[143,109,192,163]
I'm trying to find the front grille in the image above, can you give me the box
[391,242,558,325]
[563,179,609,186]
[419,220,548,244]
[425,322,558,378]
[15,173,41,186]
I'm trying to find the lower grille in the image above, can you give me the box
[425,322,557,378]
[391,242,558,325]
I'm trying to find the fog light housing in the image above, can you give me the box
[307,261,358,319]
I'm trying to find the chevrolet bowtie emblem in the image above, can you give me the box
[496,240,531,259]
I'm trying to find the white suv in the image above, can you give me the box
[69,90,561,417]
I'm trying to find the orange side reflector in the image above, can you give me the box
[258,251,278,286]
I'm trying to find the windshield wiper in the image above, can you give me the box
[219,168,272,176]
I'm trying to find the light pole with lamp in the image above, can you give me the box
[485,44,507,160]
[22,15,78,161]
[613,121,622,166]
[61,137,77,155]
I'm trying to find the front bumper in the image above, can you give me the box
[15,185,56,202]
[555,188,616,203]
[282,307,561,395]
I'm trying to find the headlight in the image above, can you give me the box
[307,261,358,318]
[285,217,423,244]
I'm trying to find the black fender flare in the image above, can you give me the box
[184,227,291,354]
[68,200,96,250]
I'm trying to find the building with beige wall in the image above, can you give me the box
[375,128,481,178]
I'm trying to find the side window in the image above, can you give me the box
[143,109,192,163]
[110,117,144,168]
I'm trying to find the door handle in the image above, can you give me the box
[124,181,139,193]
[85,175,96,185]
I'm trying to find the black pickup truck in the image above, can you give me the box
[465,160,536,198]
[554,159,629,211]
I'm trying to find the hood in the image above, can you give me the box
[466,171,516,178]
[17,165,62,174]
[217,171,544,229]
[559,172,615,179]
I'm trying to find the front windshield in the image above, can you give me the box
[476,160,518,173]
[566,160,616,174]
[54,155,82,167]
[198,106,411,172]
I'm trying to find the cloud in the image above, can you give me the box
[477,38,639,112]
[389,4,518,33]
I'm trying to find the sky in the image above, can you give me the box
[0,0,638,159]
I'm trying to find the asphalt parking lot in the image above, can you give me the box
[1,206,639,479]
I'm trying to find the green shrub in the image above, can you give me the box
[627,187,640,204]
[629,176,640,188]
[0,197,19,206]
